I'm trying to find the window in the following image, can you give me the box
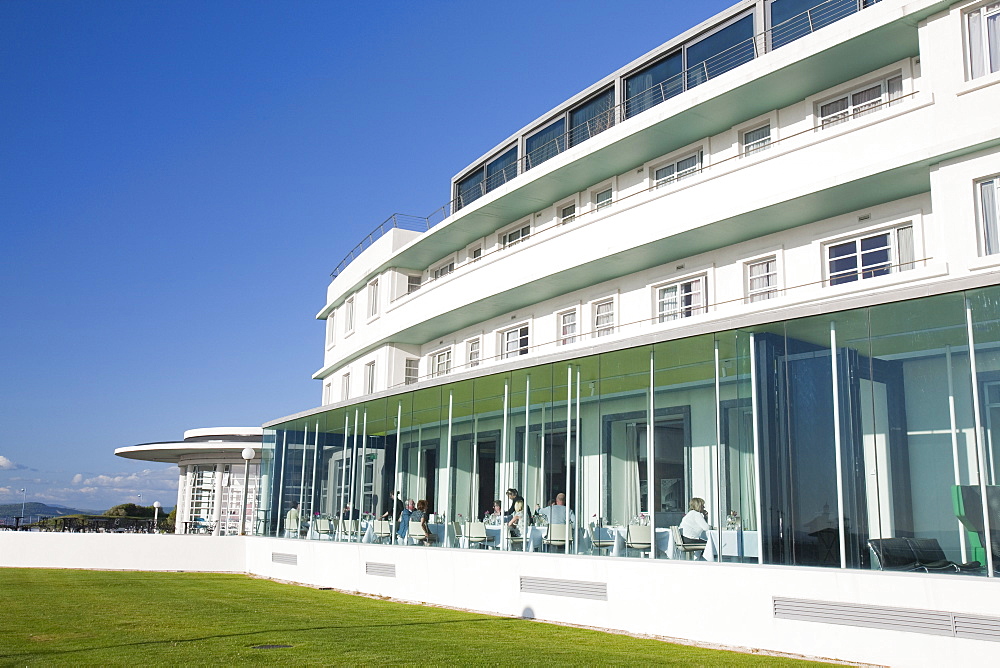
[624,51,683,119]
[568,89,615,147]
[323,382,332,405]
[818,74,903,128]
[595,188,613,211]
[344,297,355,333]
[743,124,771,155]
[367,279,379,318]
[654,152,701,187]
[967,3,1000,79]
[326,312,336,348]
[746,257,778,303]
[467,339,481,367]
[341,373,351,401]
[432,349,452,377]
[685,13,755,89]
[560,203,576,224]
[363,361,376,394]
[470,247,482,261]
[525,119,566,170]
[407,274,422,294]
[432,262,455,280]
[978,176,1000,255]
[502,325,529,359]
[455,145,519,209]
[594,300,615,337]
[769,0,874,51]
[559,310,577,345]
[657,277,707,322]
[500,224,530,247]
[404,358,419,385]
[826,226,914,286]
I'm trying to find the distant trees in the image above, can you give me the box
[104,503,158,518]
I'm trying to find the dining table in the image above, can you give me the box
[607,526,674,557]
[703,529,759,561]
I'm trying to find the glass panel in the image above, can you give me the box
[525,119,565,170]
[568,89,615,147]
[771,0,858,50]
[624,51,683,119]
[982,179,999,256]
[456,168,484,210]
[485,146,518,193]
[968,285,1000,572]
[685,13,755,89]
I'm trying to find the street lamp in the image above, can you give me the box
[239,447,256,536]
[19,488,25,526]
[137,493,142,506]
[152,501,162,533]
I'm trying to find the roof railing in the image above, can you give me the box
[330,0,880,278]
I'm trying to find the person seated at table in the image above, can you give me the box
[507,499,531,537]
[537,492,575,526]
[484,500,503,525]
[679,497,710,545]
[340,503,360,520]
[397,499,415,540]
[411,499,436,545]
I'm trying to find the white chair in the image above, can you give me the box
[506,525,524,550]
[670,525,705,560]
[409,520,428,545]
[544,523,573,552]
[372,520,392,544]
[338,519,359,541]
[626,524,652,558]
[465,521,488,549]
[588,522,616,556]
[314,518,333,539]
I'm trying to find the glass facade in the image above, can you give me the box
[260,288,1000,577]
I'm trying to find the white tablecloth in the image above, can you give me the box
[458,524,547,550]
[704,529,758,561]
[609,526,674,557]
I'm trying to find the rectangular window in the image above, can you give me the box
[818,74,903,128]
[467,339,481,367]
[743,124,771,155]
[559,310,577,345]
[455,145,519,210]
[323,382,332,405]
[657,277,707,322]
[432,262,455,280]
[525,119,566,170]
[341,373,351,401]
[367,279,379,318]
[624,51,683,119]
[407,275,422,294]
[770,0,868,51]
[326,312,336,348]
[595,188,613,211]
[500,224,530,247]
[404,358,419,385]
[432,349,452,377]
[364,361,376,394]
[594,300,615,337]
[470,247,482,261]
[685,12,755,89]
[568,88,615,147]
[826,225,914,286]
[502,325,529,359]
[967,3,1000,79]
[654,152,701,187]
[344,298,355,333]
[979,177,1000,255]
[560,203,576,224]
[746,257,778,303]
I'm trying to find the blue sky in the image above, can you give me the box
[0,0,734,511]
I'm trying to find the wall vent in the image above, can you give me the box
[519,576,607,600]
[773,597,1000,642]
[365,562,396,578]
[271,552,298,566]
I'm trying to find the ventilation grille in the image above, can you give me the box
[271,552,298,566]
[774,597,1000,642]
[365,562,396,578]
[520,576,607,600]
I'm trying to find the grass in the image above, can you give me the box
[0,569,828,666]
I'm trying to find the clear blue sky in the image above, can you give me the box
[0,0,734,511]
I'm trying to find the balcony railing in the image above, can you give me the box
[330,0,882,279]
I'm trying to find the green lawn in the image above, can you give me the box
[0,569,826,666]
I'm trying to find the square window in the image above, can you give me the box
[432,349,452,377]
[657,276,706,322]
[559,310,577,345]
[501,325,529,359]
[404,358,419,385]
[594,300,615,337]
[743,124,771,155]
[407,274,422,293]
[595,188,613,211]
[967,3,1000,79]
[470,247,482,261]
[746,257,778,303]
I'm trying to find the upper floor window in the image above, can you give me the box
[818,74,903,128]
[470,247,482,261]
[326,312,336,349]
[826,225,914,286]
[432,262,455,280]
[341,373,351,401]
[432,349,452,377]
[323,382,332,405]
[746,257,778,303]
[654,152,701,187]
[467,338,481,367]
[500,224,530,248]
[594,300,615,337]
[367,279,379,318]
[344,297,355,333]
[502,325,529,359]
[455,145,519,210]
[595,188,613,211]
[657,276,707,322]
[624,51,683,119]
[568,88,615,148]
[364,361,376,394]
[405,358,420,385]
[408,274,422,294]
[743,124,771,156]
[525,119,566,170]
[560,203,576,224]
[559,310,577,345]
[769,0,878,51]
[967,3,1000,80]
[977,176,1000,255]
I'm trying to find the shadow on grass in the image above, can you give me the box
[1,616,511,661]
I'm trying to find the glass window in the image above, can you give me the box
[657,277,706,322]
[432,349,452,377]
[967,3,1000,79]
[560,310,577,345]
[978,176,1000,255]
[818,74,903,128]
[568,89,615,148]
[344,297,355,333]
[827,225,913,286]
[407,274,422,293]
[467,339,481,367]
[560,203,576,224]
[623,51,683,119]
[595,188,613,211]
[405,358,419,385]
[470,247,482,261]
[685,13,755,89]
[323,382,332,405]
[500,224,530,247]
[502,325,529,359]
[485,146,518,193]
[525,119,566,170]
[367,279,379,318]
[341,373,350,401]
[326,312,336,348]
[594,300,615,337]
[743,124,771,155]
[455,145,519,210]
[364,361,376,394]
[746,257,778,302]
[769,0,861,50]
[432,262,455,280]
[654,152,701,187]
[455,169,484,210]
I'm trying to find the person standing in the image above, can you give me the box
[285,502,300,539]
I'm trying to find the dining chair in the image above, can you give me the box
[372,519,392,544]
[588,522,616,556]
[409,520,428,545]
[314,518,333,538]
[466,521,489,549]
[544,523,573,552]
[626,524,652,558]
[670,525,705,560]
[506,525,524,550]
[338,519,359,541]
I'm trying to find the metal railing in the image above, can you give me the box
[330,0,882,278]
[330,214,434,278]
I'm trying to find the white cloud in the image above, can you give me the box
[71,473,83,485]
[0,455,23,470]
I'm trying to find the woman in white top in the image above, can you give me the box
[679,497,710,544]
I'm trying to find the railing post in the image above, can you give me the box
[807,8,815,33]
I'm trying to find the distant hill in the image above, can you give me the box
[0,502,102,517]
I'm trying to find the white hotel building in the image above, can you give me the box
[255,0,1000,662]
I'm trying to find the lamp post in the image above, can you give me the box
[239,447,256,536]
[152,501,161,534]
[20,488,25,519]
